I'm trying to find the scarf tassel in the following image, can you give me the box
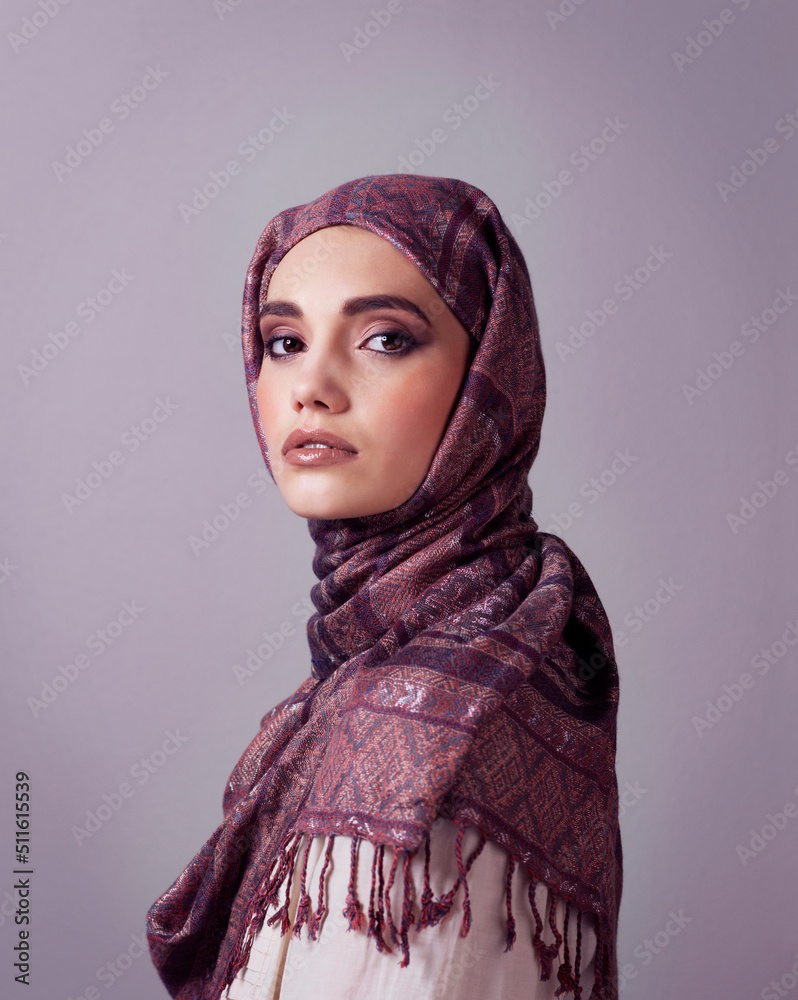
[253,831,298,912]
[504,854,517,952]
[228,829,612,1000]
[249,831,300,931]
[416,833,437,930]
[413,821,487,935]
[367,842,392,953]
[291,834,314,938]
[528,877,558,980]
[522,874,612,1000]
[520,881,611,998]
[342,834,367,932]
[554,899,576,996]
[225,829,299,987]
[588,911,616,1000]
[264,831,303,936]
[306,834,335,941]
[397,850,415,967]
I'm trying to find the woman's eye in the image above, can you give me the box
[263,329,415,359]
[264,334,303,358]
[365,329,414,354]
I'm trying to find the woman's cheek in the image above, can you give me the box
[256,389,282,460]
[383,383,436,442]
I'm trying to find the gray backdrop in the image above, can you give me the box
[2,1,796,998]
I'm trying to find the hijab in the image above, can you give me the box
[147,174,622,1000]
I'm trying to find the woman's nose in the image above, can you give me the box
[288,341,349,414]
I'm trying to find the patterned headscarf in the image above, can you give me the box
[147,174,622,1000]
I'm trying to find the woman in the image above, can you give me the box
[146,174,622,1000]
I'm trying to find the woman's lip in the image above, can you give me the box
[282,427,358,454]
[282,446,359,467]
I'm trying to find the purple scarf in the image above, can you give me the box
[146,174,622,999]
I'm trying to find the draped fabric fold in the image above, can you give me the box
[146,174,622,999]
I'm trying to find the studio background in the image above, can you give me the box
[1,1,796,998]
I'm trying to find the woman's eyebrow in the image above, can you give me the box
[260,295,431,325]
[342,295,432,325]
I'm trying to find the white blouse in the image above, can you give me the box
[222,816,597,999]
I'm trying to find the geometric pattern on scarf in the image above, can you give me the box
[146,174,622,999]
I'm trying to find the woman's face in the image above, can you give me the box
[256,224,474,520]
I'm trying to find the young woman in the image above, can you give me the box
[146,174,622,1000]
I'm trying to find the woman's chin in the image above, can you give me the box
[274,463,419,520]
[288,500,385,520]
[283,488,411,521]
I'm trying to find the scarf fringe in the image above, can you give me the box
[227,827,299,982]
[366,841,392,953]
[504,854,517,952]
[414,820,487,934]
[291,833,313,938]
[225,823,615,1000]
[342,835,367,933]
[306,834,334,940]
